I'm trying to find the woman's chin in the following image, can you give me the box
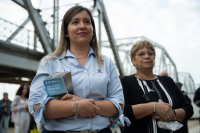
[142,65,154,69]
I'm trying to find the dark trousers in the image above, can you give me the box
[42,127,112,133]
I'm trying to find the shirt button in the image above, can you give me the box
[88,124,90,126]
[84,71,86,72]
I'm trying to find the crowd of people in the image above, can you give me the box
[0,5,198,133]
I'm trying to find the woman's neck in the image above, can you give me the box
[136,70,155,80]
[70,44,90,58]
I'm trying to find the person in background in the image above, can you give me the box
[0,93,12,133]
[176,82,191,133]
[194,87,200,124]
[11,83,30,133]
[159,71,168,76]
[176,82,191,103]
[121,40,193,133]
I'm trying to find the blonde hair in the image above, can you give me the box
[130,40,155,59]
[43,6,103,68]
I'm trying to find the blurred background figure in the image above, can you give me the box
[194,87,200,124]
[176,82,191,133]
[0,92,12,133]
[176,82,191,103]
[11,83,30,133]
[159,70,168,76]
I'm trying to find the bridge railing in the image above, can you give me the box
[178,72,196,93]
[102,36,179,82]
[0,18,43,52]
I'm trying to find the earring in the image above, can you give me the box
[66,35,68,37]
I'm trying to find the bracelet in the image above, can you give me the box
[154,102,156,113]
[74,100,78,120]
[173,109,176,116]
[72,101,75,115]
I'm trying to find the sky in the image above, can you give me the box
[0,0,200,100]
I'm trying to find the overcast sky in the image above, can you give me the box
[0,0,200,100]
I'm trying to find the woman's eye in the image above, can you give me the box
[138,53,144,56]
[85,20,91,24]
[147,52,154,56]
[72,21,78,24]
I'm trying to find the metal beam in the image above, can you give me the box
[12,0,25,8]
[53,0,59,50]
[22,0,53,54]
[0,40,45,58]
[92,0,125,77]
[98,10,102,52]
[0,52,39,72]
[6,17,30,42]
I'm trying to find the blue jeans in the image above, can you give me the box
[42,127,112,133]
[0,115,10,133]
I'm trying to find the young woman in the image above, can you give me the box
[28,6,124,133]
[11,83,30,133]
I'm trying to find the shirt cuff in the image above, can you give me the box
[34,97,55,125]
[105,98,123,121]
[119,114,131,126]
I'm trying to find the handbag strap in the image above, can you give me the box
[150,80,163,100]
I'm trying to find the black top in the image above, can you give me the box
[194,87,200,107]
[121,75,193,133]
[0,99,12,116]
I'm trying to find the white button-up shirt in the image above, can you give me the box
[28,47,125,131]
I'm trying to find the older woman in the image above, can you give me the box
[121,40,193,133]
[28,6,124,133]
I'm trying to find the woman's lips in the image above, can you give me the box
[78,32,87,35]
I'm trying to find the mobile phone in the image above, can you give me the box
[143,90,158,102]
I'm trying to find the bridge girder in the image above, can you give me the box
[0,40,45,84]
[12,0,53,54]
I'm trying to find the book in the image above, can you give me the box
[43,72,73,100]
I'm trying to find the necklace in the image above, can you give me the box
[76,55,88,59]
[136,73,156,80]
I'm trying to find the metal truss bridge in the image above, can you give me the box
[0,0,196,93]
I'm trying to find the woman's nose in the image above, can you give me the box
[79,21,86,29]
[143,53,150,58]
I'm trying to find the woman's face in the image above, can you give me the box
[67,10,93,46]
[22,85,28,95]
[131,47,155,70]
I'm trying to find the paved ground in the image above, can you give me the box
[6,120,200,133]
[188,119,199,133]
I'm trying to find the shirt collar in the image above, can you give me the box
[57,46,95,60]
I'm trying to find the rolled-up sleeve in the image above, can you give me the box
[28,58,55,125]
[104,58,129,125]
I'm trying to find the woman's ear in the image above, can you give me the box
[131,57,135,66]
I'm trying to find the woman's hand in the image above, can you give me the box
[61,94,84,101]
[25,104,28,109]
[155,102,176,121]
[78,99,100,118]
[151,112,159,119]
[151,112,171,121]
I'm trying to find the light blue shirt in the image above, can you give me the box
[28,47,125,131]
